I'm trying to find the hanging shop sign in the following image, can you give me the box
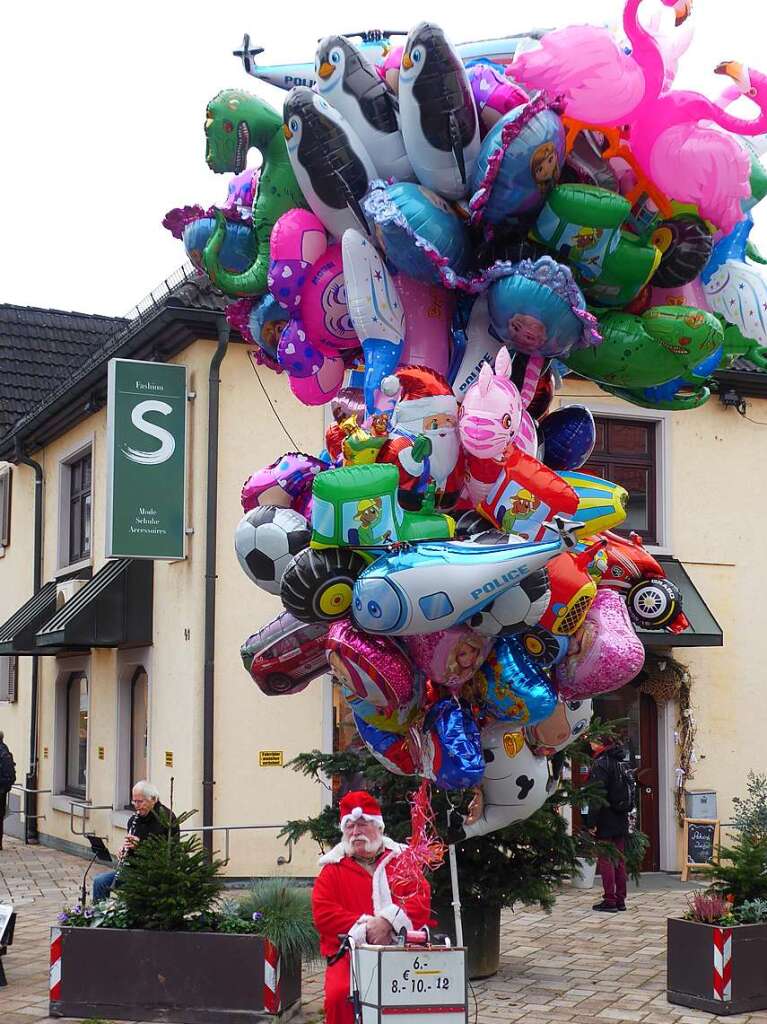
[106,359,187,560]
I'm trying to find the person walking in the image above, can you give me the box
[0,731,17,851]
[586,736,635,913]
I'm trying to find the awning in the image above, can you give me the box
[0,582,64,655]
[637,557,723,649]
[35,558,153,650]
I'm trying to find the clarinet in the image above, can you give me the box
[119,813,140,863]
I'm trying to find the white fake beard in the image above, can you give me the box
[342,833,384,858]
[421,428,460,486]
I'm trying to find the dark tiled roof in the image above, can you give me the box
[0,266,230,447]
[0,305,126,436]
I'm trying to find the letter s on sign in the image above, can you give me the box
[121,400,176,466]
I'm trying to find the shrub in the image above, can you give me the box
[236,879,320,966]
[685,891,729,924]
[734,898,767,924]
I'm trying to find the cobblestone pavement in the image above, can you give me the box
[2,836,767,1024]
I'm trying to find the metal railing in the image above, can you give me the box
[178,824,293,867]
[7,784,51,820]
[69,803,115,836]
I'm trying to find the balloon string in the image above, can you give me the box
[388,780,446,902]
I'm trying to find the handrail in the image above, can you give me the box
[178,824,293,867]
[10,784,52,795]
[69,803,114,836]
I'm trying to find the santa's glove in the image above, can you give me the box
[411,434,432,463]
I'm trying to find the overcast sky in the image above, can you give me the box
[3,0,767,315]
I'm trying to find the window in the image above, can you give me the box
[67,452,92,564]
[0,465,11,547]
[582,417,658,544]
[65,672,88,797]
[0,656,17,702]
[129,668,148,795]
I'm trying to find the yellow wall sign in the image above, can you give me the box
[259,750,284,767]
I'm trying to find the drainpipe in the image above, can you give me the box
[202,319,229,856]
[14,440,43,844]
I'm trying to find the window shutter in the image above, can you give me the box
[0,656,17,703]
[0,466,10,547]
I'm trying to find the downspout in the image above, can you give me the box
[14,439,43,844]
[202,318,229,856]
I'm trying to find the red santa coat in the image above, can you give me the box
[312,838,432,1024]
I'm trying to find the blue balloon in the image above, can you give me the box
[476,635,558,727]
[469,101,565,228]
[363,181,472,287]
[183,217,257,274]
[422,699,485,790]
[539,405,596,471]
[486,256,598,359]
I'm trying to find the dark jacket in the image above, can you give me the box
[585,744,631,839]
[126,801,179,848]
[0,742,15,793]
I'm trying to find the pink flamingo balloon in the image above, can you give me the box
[512,0,767,233]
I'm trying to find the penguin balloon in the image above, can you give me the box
[315,35,414,183]
[283,87,378,240]
[398,22,480,200]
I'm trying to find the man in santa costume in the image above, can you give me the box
[312,791,432,1024]
[377,366,465,511]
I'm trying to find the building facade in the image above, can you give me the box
[0,274,763,877]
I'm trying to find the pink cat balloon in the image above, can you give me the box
[554,589,645,699]
[459,350,544,505]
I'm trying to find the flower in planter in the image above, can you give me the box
[251,911,263,922]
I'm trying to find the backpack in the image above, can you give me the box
[0,745,15,791]
[607,759,635,814]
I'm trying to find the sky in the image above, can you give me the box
[3,0,767,315]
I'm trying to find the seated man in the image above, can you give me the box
[93,780,178,902]
[312,791,431,1024]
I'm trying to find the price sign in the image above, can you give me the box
[379,949,465,1008]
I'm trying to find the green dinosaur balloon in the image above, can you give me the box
[202,90,307,297]
[718,316,767,370]
[565,305,725,410]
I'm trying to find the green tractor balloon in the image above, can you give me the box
[202,90,307,297]
[564,305,725,410]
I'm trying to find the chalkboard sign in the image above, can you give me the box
[681,818,720,881]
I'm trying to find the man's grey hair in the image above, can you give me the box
[132,780,160,800]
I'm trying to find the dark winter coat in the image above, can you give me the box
[0,742,16,793]
[585,744,631,839]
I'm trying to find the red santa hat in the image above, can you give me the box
[339,790,385,830]
[381,366,457,428]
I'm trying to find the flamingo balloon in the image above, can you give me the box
[512,0,767,233]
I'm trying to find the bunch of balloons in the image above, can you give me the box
[167,2,767,839]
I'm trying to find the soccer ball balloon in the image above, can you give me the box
[235,506,311,595]
[469,569,551,636]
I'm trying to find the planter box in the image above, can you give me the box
[667,917,767,1016]
[49,925,301,1023]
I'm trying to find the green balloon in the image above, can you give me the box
[532,183,659,307]
[202,90,307,297]
[565,305,724,388]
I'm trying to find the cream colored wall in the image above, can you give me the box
[558,379,767,868]
[0,340,328,874]
[212,342,327,877]
[0,460,37,826]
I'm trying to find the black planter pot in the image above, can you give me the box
[49,926,301,1022]
[667,917,767,1016]
[433,901,502,980]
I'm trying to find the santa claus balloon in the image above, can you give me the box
[377,365,465,511]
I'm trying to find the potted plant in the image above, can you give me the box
[282,736,621,981]
[667,772,767,1016]
[50,808,318,1023]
